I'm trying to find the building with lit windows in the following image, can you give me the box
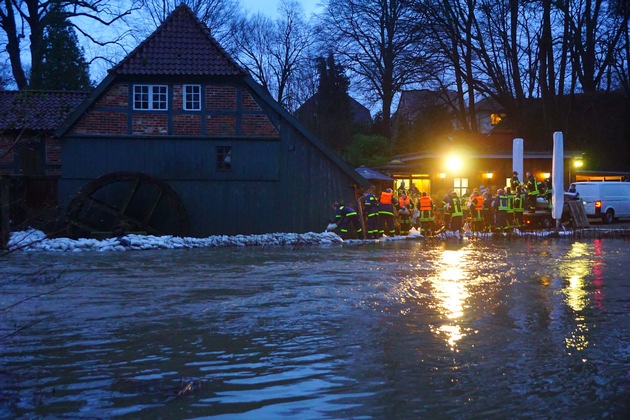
[379,149,585,200]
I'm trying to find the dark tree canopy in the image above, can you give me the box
[0,0,139,89]
[313,53,353,153]
[31,7,92,91]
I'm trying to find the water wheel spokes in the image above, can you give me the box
[66,172,188,239]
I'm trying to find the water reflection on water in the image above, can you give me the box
[1,239,629,418]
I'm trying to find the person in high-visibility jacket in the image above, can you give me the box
[461,188,471,221]
[566,184,580,201]
[449,191,464,232]
[493,189,509,231]
[442,190,453,231]
[332,202,363,239]
[378,188,396,237]
[362,186,380,239]
[397,191,413,235]
[482,189,494,232]
[418,192,435,235]
[506,186,515,227]
[469,189,484,232]
[543,179,553,209]
[514,186,526,227]
[511,171,521,190]
[526,172,539,211]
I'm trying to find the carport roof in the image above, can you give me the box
[355,166,394,181]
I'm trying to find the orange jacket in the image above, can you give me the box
[419,195,433,210]
[473,195,483,211]
[380,191,394,205]
[398,196,411,207]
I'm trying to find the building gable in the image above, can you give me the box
[110,3,246,77]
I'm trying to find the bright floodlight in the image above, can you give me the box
[446,156,463,173]
[573,159,584,168]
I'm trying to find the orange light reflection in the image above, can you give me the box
[429,248,470,351]
[559,242,593,354]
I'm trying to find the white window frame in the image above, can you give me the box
[183,84,201,111]
[133,84,168,110]
[453,178,469,198]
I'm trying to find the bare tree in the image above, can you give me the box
[318,0,428,138]
[416,0,480,132]
[0,60,10,89]
[416,0,606,134]
[230,13,275,94]
[137,0,240,45]
[610,0,630,96]
[471,0,531,102]
[561,0,630,94]
[0,0,142,89]
[229,0,314,110]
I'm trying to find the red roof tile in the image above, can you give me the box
[110,3,246,76]
[0,90,89,131]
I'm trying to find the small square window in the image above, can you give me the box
[452,178,469,198]
[216,146,232,171]
[133,85,168,110]
[183,85,201,111]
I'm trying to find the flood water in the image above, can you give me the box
[1,238,630,419]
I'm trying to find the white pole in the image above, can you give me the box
[552,132,564,226]
[512,138,524,186]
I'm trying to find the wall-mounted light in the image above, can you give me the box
[439,173,446,179]
[573,159,583,169]
[483,172,494,179]
[543,172,551,179]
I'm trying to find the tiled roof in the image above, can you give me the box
[475,96,505,111]
[110,3,246,76]
[396,89,460,118]
[296,94,373,125]
[0,90,89,131]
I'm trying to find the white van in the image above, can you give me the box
[573,181,630,224]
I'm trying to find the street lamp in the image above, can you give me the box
[569,157,584,183]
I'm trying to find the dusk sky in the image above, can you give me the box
[240,0,322,18]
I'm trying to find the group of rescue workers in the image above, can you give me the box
[332,170,568,239]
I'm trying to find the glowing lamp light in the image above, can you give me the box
[573,159,584,168]
[543,172,551,179]
[439,173,446,179]
[446,156,463,173]
[484,172,493,179]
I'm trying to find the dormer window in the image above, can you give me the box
[183,85,201,111]
[133,85,168,110]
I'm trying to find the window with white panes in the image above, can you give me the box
[183,85,201,111]
[453,178,469,198]
[133,85,168,110]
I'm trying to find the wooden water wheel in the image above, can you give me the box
[66,172,189,239]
